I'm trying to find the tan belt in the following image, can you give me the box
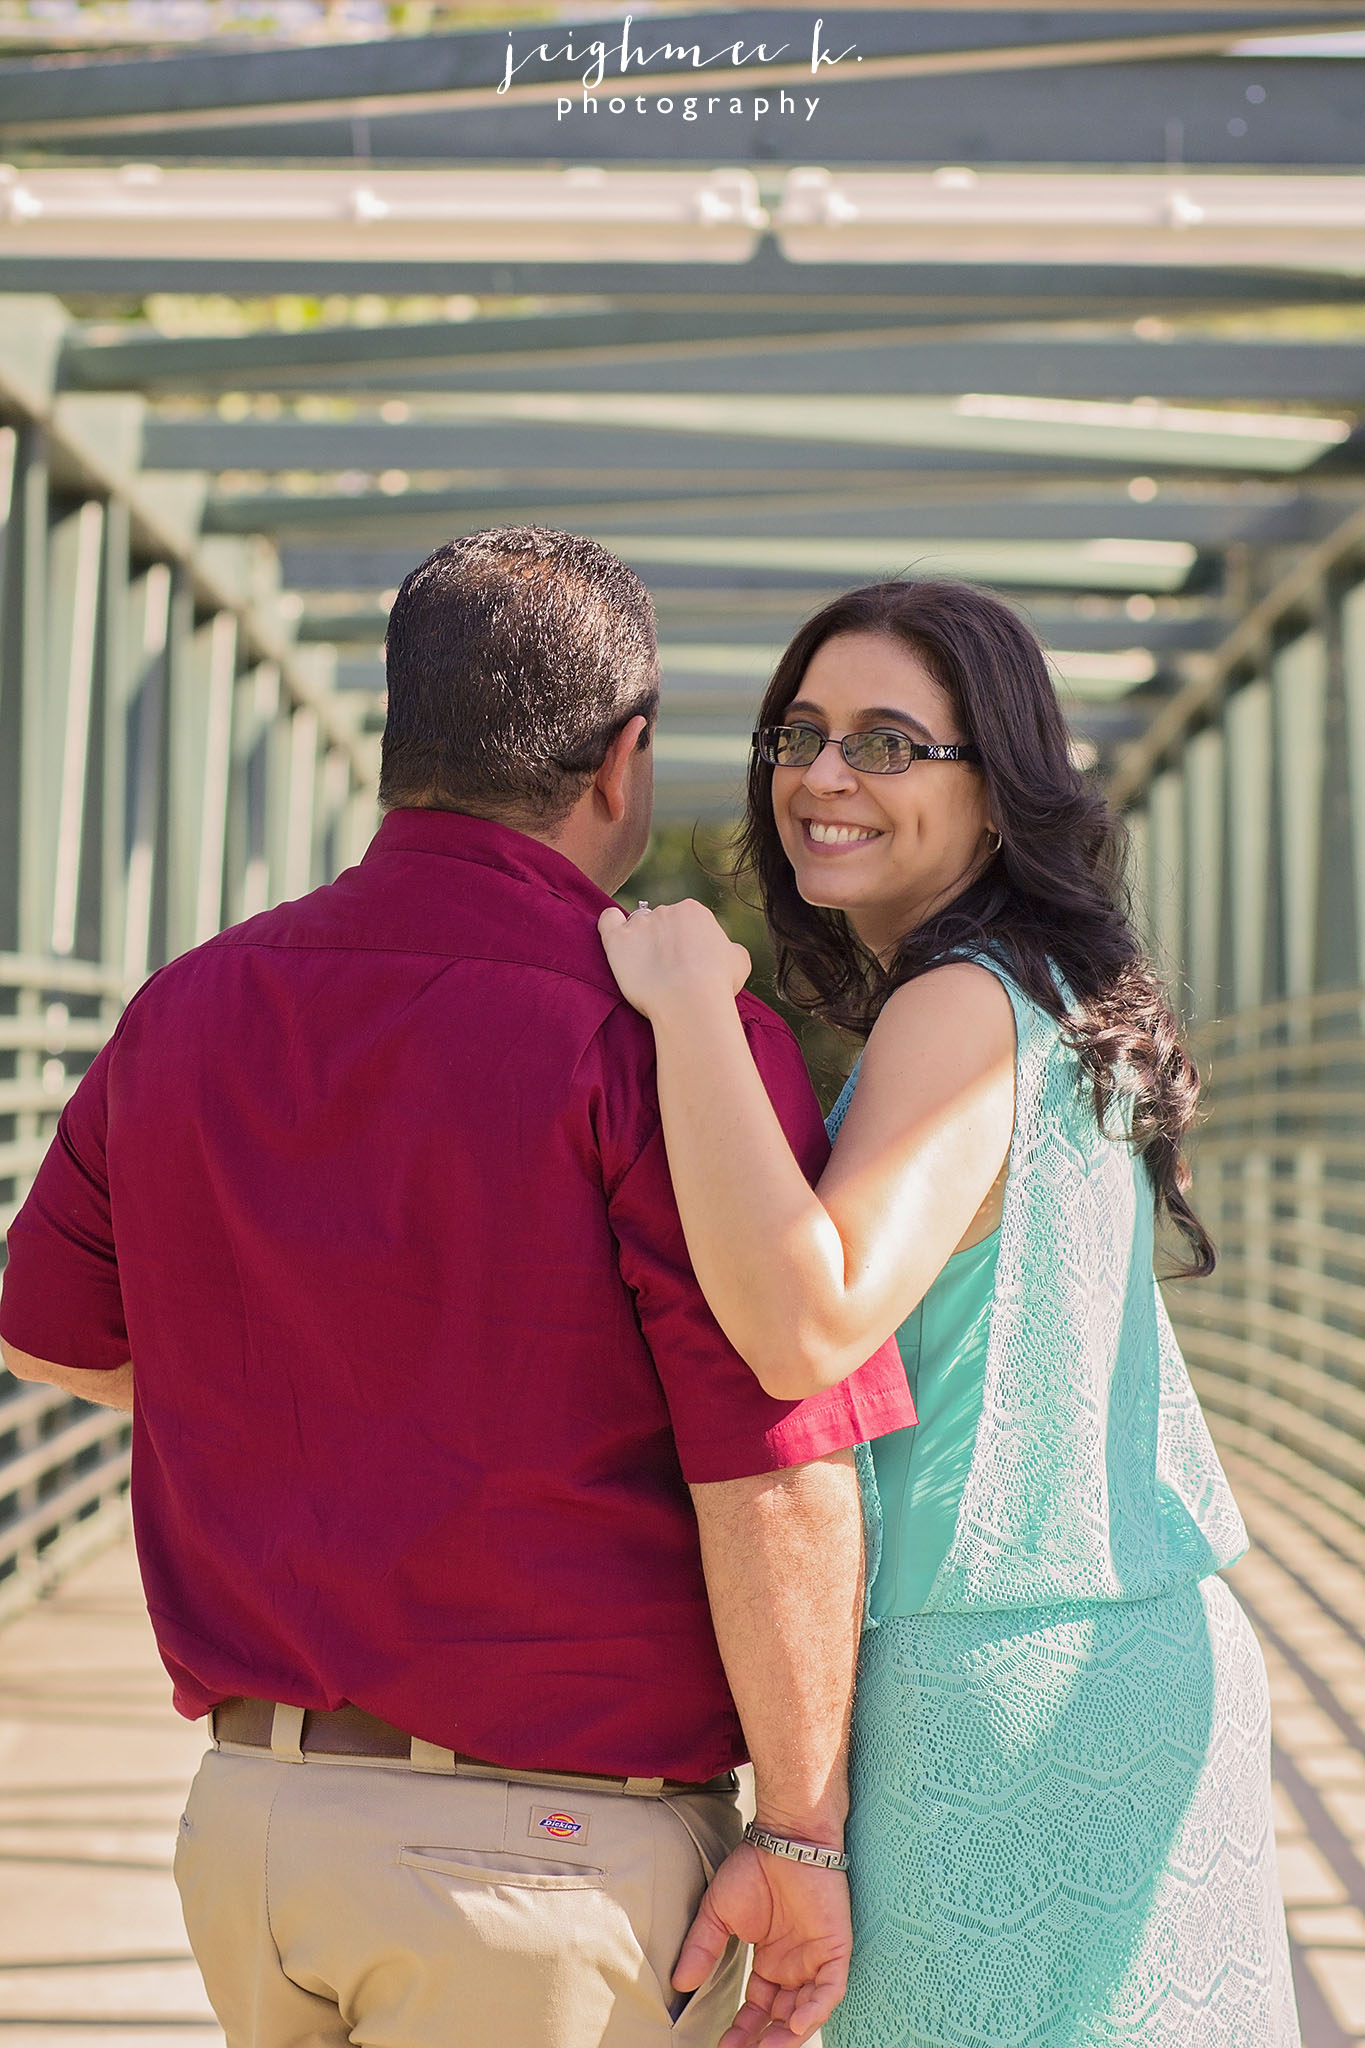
[210,1697,737,1799]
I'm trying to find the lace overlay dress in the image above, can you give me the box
[824,962,1298,2048]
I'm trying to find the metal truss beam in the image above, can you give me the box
[1,10,1354,135]
[11,251,1365,306]
[295,581,1228,656]
[58,308,949,393]
[199,483,1342,552]
[141,419,1361,495]
[62,333,1365,404]
[1112,497,1365,801]
[5,53,1363,166]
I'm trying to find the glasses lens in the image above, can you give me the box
[845,730,914,774]
[762,724,823,768]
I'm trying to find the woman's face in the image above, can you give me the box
[771,630,995,960]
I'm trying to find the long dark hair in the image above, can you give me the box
[737,578,1214,1277]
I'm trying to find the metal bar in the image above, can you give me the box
[49,499,104,959]
[3,25,1346,140]
[0,952,122,994]
[0,1443,131,1573]
[1111,519,1365,803]
[61,330,1365,403]
[193,611,238,947]
[0,1406,128,1501]
[1185,1353,1365,1485]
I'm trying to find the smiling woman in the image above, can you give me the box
[739,578,1212,1275]
[758,632,994,962]
[598,574,1298,2048]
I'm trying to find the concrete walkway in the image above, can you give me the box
[0,1489,1362,2048]
[0,1534,221,2048]
[1222,1452,1365,2048]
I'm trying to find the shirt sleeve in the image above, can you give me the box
[0,1037,129,1369]
[602,996,915,1485]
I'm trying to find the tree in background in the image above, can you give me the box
[623,825,853,1113]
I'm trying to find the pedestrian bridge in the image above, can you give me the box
[3,5,1365,2041]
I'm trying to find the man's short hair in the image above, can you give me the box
[380,526,660,826]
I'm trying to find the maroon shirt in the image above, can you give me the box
[1,810,913,1779]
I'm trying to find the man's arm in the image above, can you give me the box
[679,1449,863,2047]
[1,1335,133,1412]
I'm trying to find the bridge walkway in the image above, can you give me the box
[0,1479,1361,2047]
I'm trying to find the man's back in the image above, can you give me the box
[4,529,916,2048]
[9,807,902,1779]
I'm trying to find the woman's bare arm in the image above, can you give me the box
[599,903,1015,1398]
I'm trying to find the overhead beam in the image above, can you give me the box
[183,438,1283,502]
[58,307,956,392]
[61,331,1365,403]
[292,574,1230,661]
[153,398,1354,486]
[2,11,1356,137]
[10,250,1365,306]
[206,485,1334,552]
[6,55,1365,167]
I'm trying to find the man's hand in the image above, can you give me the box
[673,1840,852,2047]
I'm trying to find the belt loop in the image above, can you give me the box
[209,1707,221,1751]
[270,1703,306,1762]
[410,1737,457,1773]
[623,1776,667,1797]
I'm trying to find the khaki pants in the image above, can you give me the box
[174,1746,745,2048]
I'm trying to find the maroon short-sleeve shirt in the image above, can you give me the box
[0,810,914,1779]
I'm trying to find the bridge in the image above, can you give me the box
[2,3,1365,2040]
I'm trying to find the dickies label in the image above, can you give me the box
[531,1805,590,1844]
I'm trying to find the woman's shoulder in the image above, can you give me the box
[870,958,1019,1065]
[826,961,1016,1139]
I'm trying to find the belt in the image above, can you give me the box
[211,1698,737,1799]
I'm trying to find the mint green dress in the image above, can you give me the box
[824,960,1298,2048]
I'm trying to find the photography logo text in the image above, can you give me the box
[498,14,860,124]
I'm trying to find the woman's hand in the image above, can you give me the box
[598,898,751,1022]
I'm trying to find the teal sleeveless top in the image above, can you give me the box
[866,1227,1000,1619]
[826,955,1247,1621]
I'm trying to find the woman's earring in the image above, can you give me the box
[985,828,1003,854]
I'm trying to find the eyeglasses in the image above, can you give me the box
[754,723,981,776]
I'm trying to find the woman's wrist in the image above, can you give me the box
[648,984,748,1038]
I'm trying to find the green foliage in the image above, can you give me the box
[622,825,855,1112]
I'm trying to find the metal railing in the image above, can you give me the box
[0,951,130,1621]
[1166,987,1365,1543]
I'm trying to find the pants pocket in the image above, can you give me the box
[398,1845,605,1889]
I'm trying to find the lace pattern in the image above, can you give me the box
[827,962,1248,1616]
[828,1577,1298,2047]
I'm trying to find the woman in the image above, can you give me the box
[599,580,1297,2048]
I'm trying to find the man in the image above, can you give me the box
[0,529,914,2048]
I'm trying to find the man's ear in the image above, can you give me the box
[593,714,651,824]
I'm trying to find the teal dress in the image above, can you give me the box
[824,958,1298,2048]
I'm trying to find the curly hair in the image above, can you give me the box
[737,577,1213,1276]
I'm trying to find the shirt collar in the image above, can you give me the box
[363,807,618,920]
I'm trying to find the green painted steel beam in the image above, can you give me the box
[283,547,1233,639]
[228,488,1338,555]
[9,252,1365,305]
[58,308,964,392]
[303,603,1227,658]
[2,12,1358,132]
[4,50,1363,170]
[62,331,1365,404]
[147,403,1358,491]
